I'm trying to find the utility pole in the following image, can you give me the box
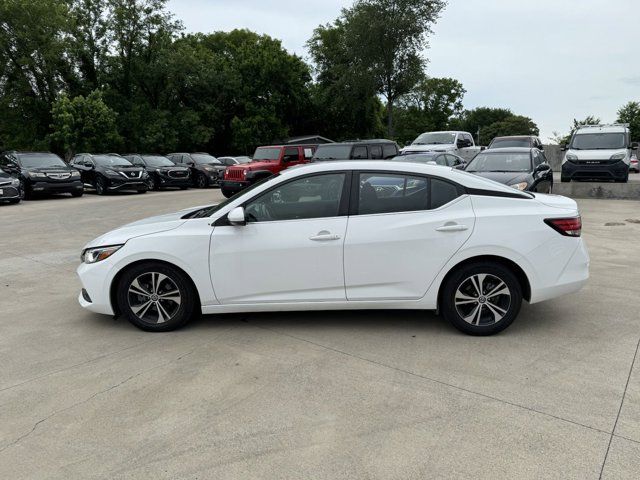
[476,127,481,146]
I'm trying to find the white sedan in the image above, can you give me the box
[77,161,589,335]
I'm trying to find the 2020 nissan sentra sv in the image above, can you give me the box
[77,161,589,335]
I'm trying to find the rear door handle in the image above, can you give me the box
[436,224,468,232]
[309,230,341,241]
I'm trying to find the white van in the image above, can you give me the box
[561,124,637,183]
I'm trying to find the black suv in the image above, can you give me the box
[166,153,227,188]
[0,168,21,204]
[311,140,399,161]
[488,135,544,150]
[124,154,191,190]
[70,154,148,195]
[0,151,84,199]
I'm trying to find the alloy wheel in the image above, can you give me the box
[127,272,182,324]
[454,273,511,326]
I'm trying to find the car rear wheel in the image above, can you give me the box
[117,262,197,332]
[19,179,30,200]
[441,262,522,336]
[95,176,107,195]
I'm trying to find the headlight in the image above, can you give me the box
[141,171,149,178]
[509,182,528,191]
[610,152,626,161]
[11,178,20,186]
[28,172,46,178]
[566,153,578,161]
[81,245,123,264]
[105,169,118,175]
[242,170,249,178]
[71,171,80,177]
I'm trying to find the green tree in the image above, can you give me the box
[552,115,601,146]
[394,76,465,144]
[617,101,640,142]
[321,0,446,136]
[307,21,384,141]
[49,90,122,158]
[479,115,539,145]
[450,107,514,143]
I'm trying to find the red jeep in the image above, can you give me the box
[221,144,317,198]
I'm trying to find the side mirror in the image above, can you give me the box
[631,142,639,150]
[535,164,551,173]
[227,206,246,226]
[560,145,568,151]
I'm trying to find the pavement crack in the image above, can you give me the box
[256,325,616,438]
[598,335,640,479]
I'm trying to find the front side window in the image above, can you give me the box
[283,147,299,162]
[312,145,352,161]
[382,144,398,159]
[244,173,346,222]
[358,173,429,215]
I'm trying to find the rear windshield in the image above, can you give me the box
[17,153,66,168]
[312,145,352,161]
[466,152,532,172]
[93,156,133,167]
[570,133,627,150]
[490,138,530,148]
[252,148,281,161]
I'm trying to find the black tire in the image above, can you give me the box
[71,190,83,197]
[179,186,188,190]
[116,262,197,332]
[221,187,236,198]
[95,176,107,195]
[8,198,20,204]
[147,176,157,191]
[440,262,523,336]
[137,189,147,194]
[560,176,570,183]
[615,173,629,183]
[194,173,207,189]
[19,179,30,200]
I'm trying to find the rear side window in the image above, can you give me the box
[370,145,383,159]
[358,173,429,215]
[352,146,368,159]
[431,178,460,209]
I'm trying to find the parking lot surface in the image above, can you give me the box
[1,191,639,479]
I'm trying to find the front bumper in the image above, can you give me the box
[221,179,250,192]
[30,179,84,194]
[106,178,148,191]
[562,160,628,181]
[77,260,116,315]
[0,184,20,200]
[153,174,191,188]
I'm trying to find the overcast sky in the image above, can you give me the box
[168,0,639,141]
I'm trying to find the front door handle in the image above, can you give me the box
[436,224,468,232]
[309,230,341,241]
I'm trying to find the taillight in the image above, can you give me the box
[545,216,582,237]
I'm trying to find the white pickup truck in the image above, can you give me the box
[401,131,482,162]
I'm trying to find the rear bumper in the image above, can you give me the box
[562,160,628,180]
[30,180,84,194]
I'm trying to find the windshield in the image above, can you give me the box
[412,132,456,145]
[17,153,66,168]
[391,153,438,164]
[570,133,627,150]
[312,145,352,161]
[142,155,174,167]
[184,174,280,219]
[490,138,530,148]
[466,152,532,172]
[252,148,281,162]
[192,154,221,165]
[93,155,133,167]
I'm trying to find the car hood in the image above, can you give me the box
[230,161,276,171]
[402,144,456,154]
[566,148,627,160]
[23,165,76,173]
[467,171,531,186]
[83,205,205,248]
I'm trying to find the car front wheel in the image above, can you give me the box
[441,262,522,336]
[194,173,207,189]
[95,176,107,195]
[117,262,197,332]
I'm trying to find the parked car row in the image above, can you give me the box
[0,150,258,205]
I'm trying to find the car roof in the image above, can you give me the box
[479,147,535,153]
[279,160,530,196]
[318,139,396,146]
[491,136,536,140]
